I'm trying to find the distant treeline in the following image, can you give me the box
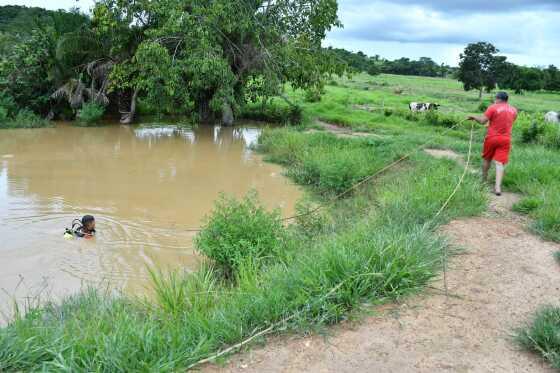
[327,47,457,78]
[328,46,560,94]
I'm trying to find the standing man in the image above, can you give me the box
[467,91,517,196]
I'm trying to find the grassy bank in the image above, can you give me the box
[1,73,557,371]
[0,125,486,370]
[278,73,559,243]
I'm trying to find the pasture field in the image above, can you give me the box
[0,73,559,371]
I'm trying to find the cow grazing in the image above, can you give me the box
[545,111,559,124]
[409,102,440,112]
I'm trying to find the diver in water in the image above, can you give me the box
[64,215,96,239]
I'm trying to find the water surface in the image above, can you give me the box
[0,122,300,313]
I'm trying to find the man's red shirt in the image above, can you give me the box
[484,103,518,138]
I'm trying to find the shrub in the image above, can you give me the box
[541,124,560,149]
[423,111,458,128]
[241,102,302,125]
[0,109,50,129]
[0,106,8,122]
[77,102,105,125]
[513,196,543,214]
[517,306,560,370]
[478,100,492,112]
[195,192,287,277]
[0,91,18,118]
[304,87,323,103]
[521,121,544,144]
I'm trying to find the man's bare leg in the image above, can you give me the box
[482,159,491,183]
[495,161,505,195]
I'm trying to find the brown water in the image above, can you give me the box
[0,122,300,313]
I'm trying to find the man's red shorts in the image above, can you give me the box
[482,136,511,164]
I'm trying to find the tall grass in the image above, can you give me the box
[517,306,560,370]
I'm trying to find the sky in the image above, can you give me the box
[2,0,559,67]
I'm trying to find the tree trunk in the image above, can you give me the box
[197,91,215,123]
[222,102,234,126]
[478,88,483,101]
[120,88,139,124]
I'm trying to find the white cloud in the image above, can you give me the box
[0,0,95,12]
[2,0,558,67]
[326,0,560,66]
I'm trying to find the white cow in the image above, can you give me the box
[409,102,440,112]
[545,111,559,124]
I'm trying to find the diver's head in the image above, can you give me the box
[82,215,96,233]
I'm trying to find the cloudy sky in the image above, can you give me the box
[2,0,558,67]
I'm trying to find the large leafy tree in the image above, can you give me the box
[457,42,500,100]
[0,7,89,115]
[93,0,343,124]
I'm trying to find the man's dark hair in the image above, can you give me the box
[82,215,95,226]
[496,91,509,102]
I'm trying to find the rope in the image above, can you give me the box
[186,279,347,370]
[183,119,470,232]
[185,121,478,370]
[426,121,476,297]
[281,119,468,222]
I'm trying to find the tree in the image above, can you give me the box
[496,59,546,94]
[457,42,500,100]
[92,0,343,124]
[544,65,560,92]
[0,6,89,115]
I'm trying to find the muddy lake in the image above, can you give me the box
[0,121,301,316]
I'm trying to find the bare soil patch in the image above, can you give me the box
[205,192,560,373]
[309,120,384,139]
[424,148,464,164]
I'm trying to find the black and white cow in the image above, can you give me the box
[409,102,440,112]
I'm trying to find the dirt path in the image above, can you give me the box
[308,120,384,139]
[204,150,560,373]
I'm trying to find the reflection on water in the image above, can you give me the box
[0,122,300,315]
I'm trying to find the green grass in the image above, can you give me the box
[0,72,557,371]
[0,109,51,128]
[517,306,560,369]
[76,102,105,126]
[0,126,487,371]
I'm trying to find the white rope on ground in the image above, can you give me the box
[279,119,469,222]
[424,121,476,297]
[183,119,470,232]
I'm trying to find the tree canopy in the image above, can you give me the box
[2,5,560,124]
[457,42,500,99]
[0,2,344,124]
[457,41,560,96]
